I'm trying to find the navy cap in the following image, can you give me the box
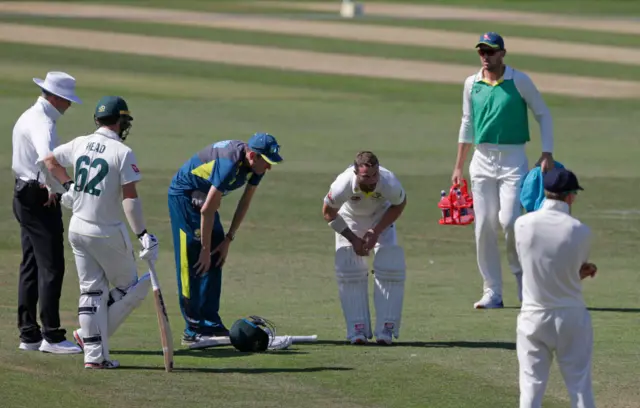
[247,132,282,165]
[543,168,584,194]
[476,32,505,50]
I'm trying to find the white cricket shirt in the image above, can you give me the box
[514,199,592,311]
[323,165,406,219]
[12,97,62,184]
[53,128,141,232]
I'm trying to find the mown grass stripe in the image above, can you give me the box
[2,23,640,100]
[254,1,640,34]
[3,40,640,116]
[3,3,640,64]
[2,16,640,84]
[56,0,640,18]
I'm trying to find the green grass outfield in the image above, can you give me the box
[0,1,639,408]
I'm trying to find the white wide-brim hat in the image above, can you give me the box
[33,71,82,104]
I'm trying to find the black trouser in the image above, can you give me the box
[12,179,66,344]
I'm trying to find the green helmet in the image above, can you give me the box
[94,96,133,140]
[229,316,277,352]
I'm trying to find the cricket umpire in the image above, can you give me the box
[11,71,82,354]
[451,32,555,309]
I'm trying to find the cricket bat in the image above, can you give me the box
[147,260,174,372]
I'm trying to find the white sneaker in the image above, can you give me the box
[85,360,120,369]
[39,339,83,354]
[376,334,393,345]
[473,289,504,309]
[349,333,368,345]
[19,340,42,351]
[515,272,523,303]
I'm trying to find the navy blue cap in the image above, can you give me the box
[247,132,282,165]
[476,32,505,50]
[543,168,583,194]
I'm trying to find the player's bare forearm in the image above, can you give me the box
[322,203,360,243]
[227,185,257,236]
[372,198,407,235]
[454,143,472,171]
[200,187,222,251]
[43,153,72,184]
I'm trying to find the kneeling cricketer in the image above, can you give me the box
[322,151,408,345]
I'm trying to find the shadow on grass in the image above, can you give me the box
[112,348,308,358]
[587,307,640,313]
[505,306,640,313]
[314,340,516,350]
[117,366,353,374]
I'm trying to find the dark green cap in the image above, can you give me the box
[94,96,133,120]
[229,317,271,352]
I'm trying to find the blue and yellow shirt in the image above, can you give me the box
[168,140,264,197]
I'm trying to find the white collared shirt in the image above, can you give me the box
[53,128,141,229]
[514,199,592,311]
[12,97,62,184]
[323,165,405,219]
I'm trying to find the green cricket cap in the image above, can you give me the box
[94,96,133,120]
[476,32,505,50]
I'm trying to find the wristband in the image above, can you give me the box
[137,229,148,239]
[328,215,348,234]
[63,180,74,191]
[226,232,235,241]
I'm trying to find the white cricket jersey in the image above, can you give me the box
[514,199,592,311]
[53,128,141,232]
[323,165,406,219]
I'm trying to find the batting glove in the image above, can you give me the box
[138,231,159,262]
[60,181,75,210]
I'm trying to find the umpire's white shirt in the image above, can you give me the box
[12,97,61,184]
[514,199,592,311]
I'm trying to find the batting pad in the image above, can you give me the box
[79,287,110,363]
[335,246,372,340]
[373,245,406,339]
[107,273,151,338]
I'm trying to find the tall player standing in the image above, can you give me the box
[322,151,407,345]
[451,32,555,309]
[43,96,158,369]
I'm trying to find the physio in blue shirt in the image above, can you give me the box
[167,133,282,347]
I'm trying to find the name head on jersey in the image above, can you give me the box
[246,132,283,174]
[353,151,379,193]
[94,96,134,141]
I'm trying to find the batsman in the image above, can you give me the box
[322,151,407,345]
[42,96,158,369]
[167,133,282,348]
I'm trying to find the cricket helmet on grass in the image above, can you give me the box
[229,315,277,352]
[94,95,134,141]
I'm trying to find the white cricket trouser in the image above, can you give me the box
[517,308,595,408]
[469,144,528,296]
[68,217,138,363]
[335,212,397,251]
